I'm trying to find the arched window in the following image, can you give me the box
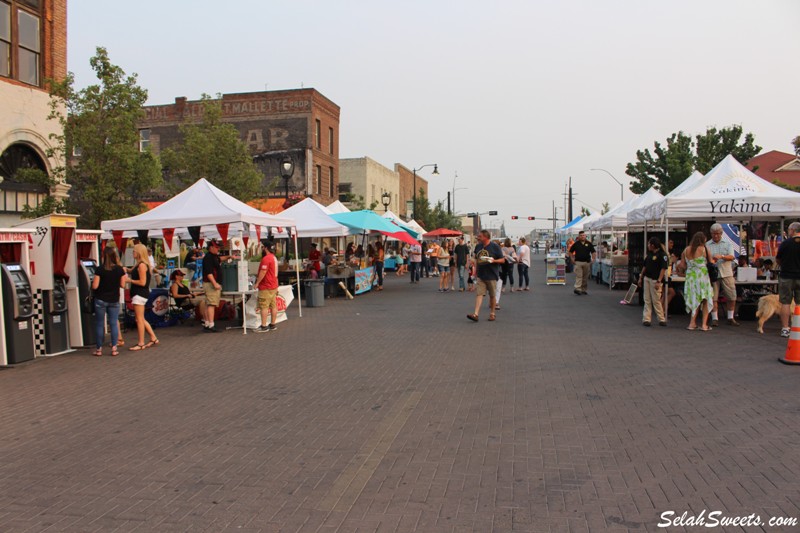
[0,142,48,213]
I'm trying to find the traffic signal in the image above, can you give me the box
[527,216,535,220]
[511,216,519,220]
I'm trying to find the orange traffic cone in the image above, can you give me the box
[779,305,800,365]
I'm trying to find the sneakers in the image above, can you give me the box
[781,327,791,338]
[254,325,270,333]
[203,325,220,333]
[642,321,651,327]
[267,323,277,331]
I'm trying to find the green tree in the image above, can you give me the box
[694,125,761,173]
[792,135,800,157]
[580,206,591,217]
[625,132,694,195]
[601,202,610,214]
[48,47,162,228]
[415,188,461,230]
[160,95,268,201]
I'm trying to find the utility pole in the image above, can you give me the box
[568,176,573,222]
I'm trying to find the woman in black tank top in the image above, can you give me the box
[129,243,159,351]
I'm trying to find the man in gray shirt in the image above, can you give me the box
[707,223,739,326]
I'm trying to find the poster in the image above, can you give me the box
[242,285,295,328]
[355,267,376,294]
[546,255,566,285]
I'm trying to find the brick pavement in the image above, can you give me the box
[0,265,799,532]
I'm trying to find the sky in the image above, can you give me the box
[67,0,800,235]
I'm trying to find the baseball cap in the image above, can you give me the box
[207,239,221,248]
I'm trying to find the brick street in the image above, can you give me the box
[1,266,799,532]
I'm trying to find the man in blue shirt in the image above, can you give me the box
[467,230,505,322]
[706,224,739,326]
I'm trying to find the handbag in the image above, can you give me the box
[706,261,719,283]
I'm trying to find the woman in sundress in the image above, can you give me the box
[681,231,713,331]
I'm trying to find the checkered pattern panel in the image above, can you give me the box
[32,290,46,357]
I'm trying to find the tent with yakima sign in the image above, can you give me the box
[642,155,800,222]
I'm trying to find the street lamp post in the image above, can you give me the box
[381,191,391,213]
[412,163,438,221]
[590,168,623,202]
[280,154,295,208]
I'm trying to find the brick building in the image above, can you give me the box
[138,89,341,205]
[0,0,68,225]
[747,150,800,188]
[338,158,429,219]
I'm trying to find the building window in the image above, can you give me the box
[315,165,321,195]
[315,119,321,149]
[0,1,42,86]
[328,127,334,155]
[329,166,334,197]
[0,3,10,77]
[139,129,151,152]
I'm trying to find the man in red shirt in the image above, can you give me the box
[254,242,279,332]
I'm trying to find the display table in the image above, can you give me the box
[325,265,355,298]
[596,259,629,289]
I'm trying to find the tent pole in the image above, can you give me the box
[664,218,669,321]
[294,230,302,318]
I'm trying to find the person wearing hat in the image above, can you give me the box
[202,239,230,332]
[254,241,279,333]
[169,270,206,319]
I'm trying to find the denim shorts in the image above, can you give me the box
[438,265,450,272]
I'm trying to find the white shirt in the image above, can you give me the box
[517,245,531,267]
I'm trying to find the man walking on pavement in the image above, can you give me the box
[777,221,800,337]
[409,241,422,283]
[707,223,739,326]
[638,237,668,327]
[569,231,595,295]
[467,230,505,322]
[454,237,470,292]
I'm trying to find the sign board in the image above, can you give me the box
[355,267,376,294]
[546,256,566,285]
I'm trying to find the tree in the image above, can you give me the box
[160,95,268,201]
[625,132,694,195]
[694,125,761,173]
[415,188,461,231]
[48,47,162,228]
[601,202,610,214]
[580,206,591,217]
[15,168,67,219]
[793,135,800,157]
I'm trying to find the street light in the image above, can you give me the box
[412,163,438,220]
[280,154,295,207]
[590,168,623,202]
[453,187,468,215]
[381,191,391,213]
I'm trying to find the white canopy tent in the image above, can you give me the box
[586,188,663,231]
[101,178,303,316]
[570,212,601,232]
[626,170,705,226]
[274,198,350,238]
[325,200,351,214]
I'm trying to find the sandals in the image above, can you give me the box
[129,344,147,351]
[93,348,103,357]
[686,326,697,331]
[146,338,160,348]
[467,314,479,322]
[488,314,496,321]
[111,346,119,357]
[699,326,711,332]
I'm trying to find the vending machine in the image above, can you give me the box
[77,259,97,347]
[1,263,35,363]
